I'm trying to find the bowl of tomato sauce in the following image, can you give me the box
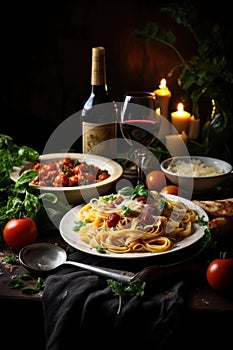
[10,153,123,204]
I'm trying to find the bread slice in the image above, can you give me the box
[193,198,233,217]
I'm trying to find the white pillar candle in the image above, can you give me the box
[165,133,188,156]
[188,115,200,139]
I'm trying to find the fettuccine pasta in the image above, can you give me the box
[73,186,198,254]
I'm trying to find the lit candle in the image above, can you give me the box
[188,115,200,139]
[171,103,191,133]
[154,78,171,119]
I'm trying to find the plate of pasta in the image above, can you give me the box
[59,186,209,259]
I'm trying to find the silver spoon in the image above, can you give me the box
[19,243,204,284]
[19,243,137,283]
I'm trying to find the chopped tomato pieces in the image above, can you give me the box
[30,158,110,187]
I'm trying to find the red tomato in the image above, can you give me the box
[3,218,38,251]
[145,171,167,191]
[160,185,179,195]
[206,258,233,294]
[107,213,120,228]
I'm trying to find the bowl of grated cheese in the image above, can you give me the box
[160,156,232,191]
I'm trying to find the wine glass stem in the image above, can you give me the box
[135,149,147,185]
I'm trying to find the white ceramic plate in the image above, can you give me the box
[10,153,123,204]
[59,194,209,259]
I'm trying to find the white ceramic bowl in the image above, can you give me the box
[160,156,232,192]
[10,153,123,204]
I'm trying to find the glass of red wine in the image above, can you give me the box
[120,91,161,185]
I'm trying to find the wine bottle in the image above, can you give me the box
[81,46,118,157]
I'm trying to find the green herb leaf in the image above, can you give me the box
[21,285,40,294]
[121,205,134,216]
[8,275,45,294]
[96,246,106,254]
[3,254,18,264]
[118,186,134,197]
[9,279,25,289]
[17,145,39,163]
[73,220,87,232]
[102,194,118,202]
[19,274,33,281]
[14,169,38,189]
[107,278,146,315]
[62,290,68,300]
[35,277,45,290]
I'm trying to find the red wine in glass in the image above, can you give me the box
[121,119,160,146]
[120,92,161,184]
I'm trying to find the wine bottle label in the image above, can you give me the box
[82,122,116,157]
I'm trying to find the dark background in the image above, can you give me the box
[0,0,231,153]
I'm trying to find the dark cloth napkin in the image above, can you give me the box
[42,245,188,350]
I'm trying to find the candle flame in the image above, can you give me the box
[177,103,184,112]
[159,78,166,89]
